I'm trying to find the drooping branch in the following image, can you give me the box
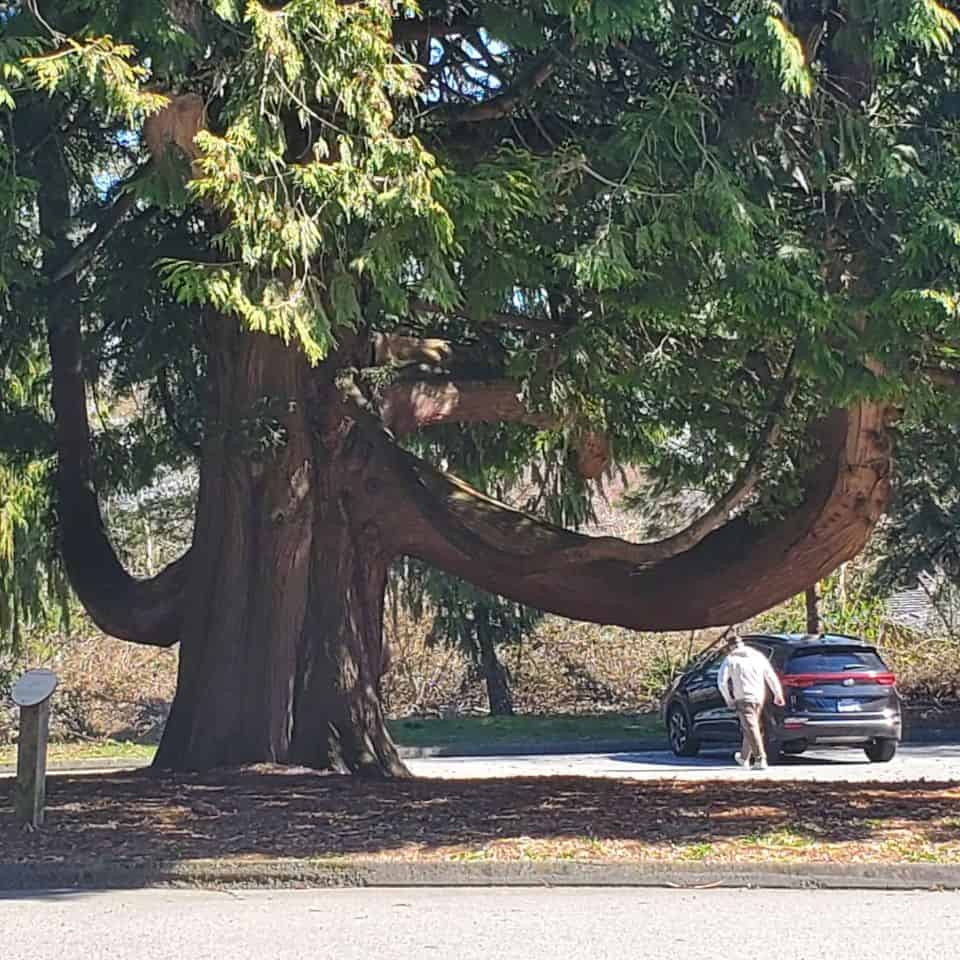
[382,342,798,560]
[50,189,137,283]
[383,403,892,630]
[40,154,191,647]
[46,306,192,646]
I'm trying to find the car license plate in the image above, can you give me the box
[837,699,861,713]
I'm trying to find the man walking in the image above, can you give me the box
[718,634,785,770]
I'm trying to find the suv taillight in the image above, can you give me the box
[782,672,896,687]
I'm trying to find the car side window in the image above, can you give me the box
[746,642,774,660]
[702,653,724,679]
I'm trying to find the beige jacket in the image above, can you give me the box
[718,645,784,707]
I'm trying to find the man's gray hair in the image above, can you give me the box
[721,627,743,649]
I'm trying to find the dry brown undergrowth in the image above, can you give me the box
[2,608,957,746]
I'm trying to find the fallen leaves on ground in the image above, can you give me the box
[1,769,958,866]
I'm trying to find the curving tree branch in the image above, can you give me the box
[40,153,191,647]
[47,306,192,646]
[380,402,892,629]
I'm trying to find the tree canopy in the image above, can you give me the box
[2,1,960,771]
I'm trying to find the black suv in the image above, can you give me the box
[661,633,902,763]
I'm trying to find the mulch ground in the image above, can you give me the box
[3,768,960,866]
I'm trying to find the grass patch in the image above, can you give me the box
[0,713,664,766]
[0,739,156,766]
[678,841,716,861]
[387,712,663,748]
[740,828,815,850]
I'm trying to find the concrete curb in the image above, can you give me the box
[1,858,959,892]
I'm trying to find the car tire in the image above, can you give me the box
[761,708,783,763]
[864,738,898,763]
[760,728,782,764]
[668,703,700,757]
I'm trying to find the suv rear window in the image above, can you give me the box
[785,647,886,674]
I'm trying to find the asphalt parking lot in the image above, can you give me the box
[407,742,960,782]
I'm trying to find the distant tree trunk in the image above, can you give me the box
[805,585,821,634]
[154,323,406,775]
[476,611,514,716]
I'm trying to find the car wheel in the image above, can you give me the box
[761,730,783,764]
[864,738,898,763]
[761,709,783,763]
[668,703,700,757]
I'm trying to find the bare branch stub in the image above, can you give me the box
[380,378,555,437]
[364,332,611,477]
[143,93,207,175]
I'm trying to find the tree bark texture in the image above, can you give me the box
[154,324,406,774]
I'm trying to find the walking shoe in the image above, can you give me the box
[755,758,769,771]
[734,752,750,768]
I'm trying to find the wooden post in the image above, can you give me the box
[12,669,58,829]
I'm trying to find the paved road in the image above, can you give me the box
[407,742,960,782]
[3,887,959,960]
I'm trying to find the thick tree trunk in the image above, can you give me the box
[289,465,407,776]
[154,325,406,774]
[476,615,514,716]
